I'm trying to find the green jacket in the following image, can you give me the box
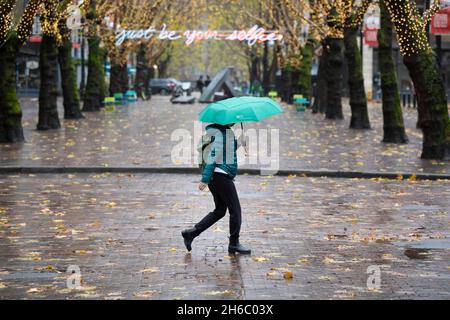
[201,124,237,183]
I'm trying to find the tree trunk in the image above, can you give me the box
[325,37,344,120]
[58,38,84,119]
[109,62,128,95]
[37,34,61,130]
[83,35,106,112]
[134,43,148,98]
[313,51,328,114]
[385,0,450,159]
[262,42,270,96]
[269,44,278,92]
[290,68,301,101]
[298,40,314,102]
[250,50,260,85]
[0,33,25,142]
[344,27,370,129]
[404,53,450,159]
[158,55,171,78]
[378,0,408,143]
[281,68,292,103]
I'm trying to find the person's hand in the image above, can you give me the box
[243,143,249,157]
[237,134,249,157]
[198,182,208,191]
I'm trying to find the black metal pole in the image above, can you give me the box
[79,30,86,99]
[436,35,442,66]
[425,0,431,41]
[360,22,364,59]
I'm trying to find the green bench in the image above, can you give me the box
[268,91,278,99]
[114,92,127,105]
[103,97,115,105]
[293,94,310,112]
[125,90,138,102]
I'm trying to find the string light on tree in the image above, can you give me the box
[16,0,45,43]
[384,0,440,56]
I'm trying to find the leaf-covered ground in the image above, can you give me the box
[0,95,448,174]
[0,173,448,299]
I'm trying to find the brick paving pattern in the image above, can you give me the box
[0,173,448,299]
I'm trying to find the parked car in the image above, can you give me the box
[149,78,182,95]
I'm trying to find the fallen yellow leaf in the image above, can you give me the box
[140,268,159,273]
[27,288,44,294]
[133,290,157,298]
[105,202,117,208]
[252,256,268,262]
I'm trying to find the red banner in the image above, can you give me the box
[431,7,450,35]
[364,27,378,47]
[29,35,42,43]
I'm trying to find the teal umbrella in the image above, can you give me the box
[198,96,283,125]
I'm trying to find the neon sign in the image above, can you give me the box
[115,24,283,46]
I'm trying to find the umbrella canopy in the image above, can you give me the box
[198,96,283,125]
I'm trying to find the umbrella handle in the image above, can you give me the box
[240,122,249,157]
[240,123,245,147]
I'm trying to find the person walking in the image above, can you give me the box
[181,123,251,254]
[204,75,211,88]
[196,76,205,94]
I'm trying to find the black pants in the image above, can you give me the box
[195,172,242,242]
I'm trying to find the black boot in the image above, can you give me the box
[228,237,251,254]
[181,227,198,252]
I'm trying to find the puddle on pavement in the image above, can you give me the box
[0,272,59,280]
[403,248,431,259]
[394,238,450,259]
[401,204,441,211]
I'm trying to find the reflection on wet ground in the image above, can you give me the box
[0,96,449,174]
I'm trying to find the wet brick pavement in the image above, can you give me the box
[0,95,449,174]
[0,173,448,299]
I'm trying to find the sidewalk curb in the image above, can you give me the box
[0,166,448,180]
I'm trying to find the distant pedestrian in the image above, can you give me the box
[205,75,211,88]
[241,81,249,95]
[182,123,251,255]
[197,76,205,94]
[250,79,262,97]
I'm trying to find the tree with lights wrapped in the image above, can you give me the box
[132,0,169,98]
[378,0,408,143]
[257,0,318,103]
[307,0,371,126]
[57,0,84,119]
[312,45,328,113]
[37,0,62,130]
[102,0,132,96]
[38,0,85,125]
[215,0,271,97]
[343,0,371,129]
[0,0,44,142]
[384,0,449,159]
[134,42,150,98]
[82,0,106,112]
[323,6,345,120]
